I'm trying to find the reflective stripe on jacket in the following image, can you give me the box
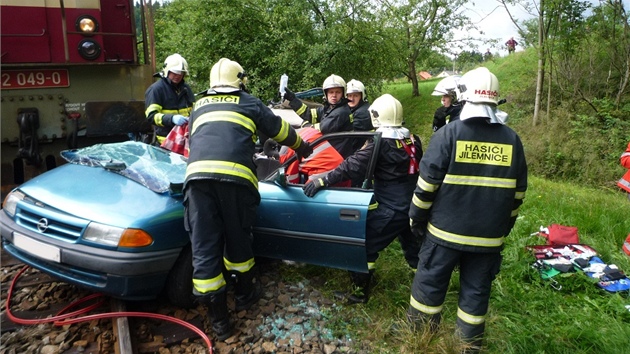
[410,118,527,253]
[144,76,195,139]
[185,90,303,198]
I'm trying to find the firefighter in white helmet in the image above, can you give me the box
[431,75,463,132]
[184,58,312,341]
[346,79,373,131]
[303,94,424,304]
[144,53,195,144]
[282,74,355,158]
[406,67,527,352]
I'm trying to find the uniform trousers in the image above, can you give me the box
[184,180,257,294]
[410,238,502,341]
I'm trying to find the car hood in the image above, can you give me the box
[18,142,185,228]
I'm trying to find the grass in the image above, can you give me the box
[278,176,630,353]
[275,59,630,353]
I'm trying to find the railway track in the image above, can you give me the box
[2,247,371,354]
[1,247,210,354]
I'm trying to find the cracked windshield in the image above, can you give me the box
[60,141,186,193]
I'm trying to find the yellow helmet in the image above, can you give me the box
[210,58,248,91]
[457,67,499,105]
[346,79,367,101]
[322,74,346,95]
[370,94,403,128]
[162,53,188,77]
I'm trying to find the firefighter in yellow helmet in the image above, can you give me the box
[303,94,424,304]
[144,53,195,144]
[282,74,355,158]
[406,67,527,352]
[184,58,312,341]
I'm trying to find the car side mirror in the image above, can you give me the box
[274,167,287,187]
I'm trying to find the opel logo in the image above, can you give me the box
[37,218,49,233]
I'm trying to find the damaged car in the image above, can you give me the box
[1,111,381,308]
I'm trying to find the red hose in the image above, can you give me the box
[5,265,213,353]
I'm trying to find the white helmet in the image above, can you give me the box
[432,75,461,101]
[369,94,403,128]
[346,79,367,101]
[457,67,500,105]
[322,74,346,95]
[210,58,247,91]
[162,53,188,77]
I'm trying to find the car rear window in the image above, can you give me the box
[60,141,186,193]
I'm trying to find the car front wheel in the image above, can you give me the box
[165,244,196,308]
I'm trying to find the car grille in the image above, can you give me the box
[17,207,84,241]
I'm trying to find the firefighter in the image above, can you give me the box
[282,74,355,158]
[431,75,463,132]
[346,79,373,182]
[144,53,195,144]
[346,79,373,132]
[302,94,423,304]
[184,58,312,341]
[406,67,527,352]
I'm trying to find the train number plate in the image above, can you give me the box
[1,69,70,89]
[13,232,61,263]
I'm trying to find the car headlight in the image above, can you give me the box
[83,222,153,248]
[2,190,25,217]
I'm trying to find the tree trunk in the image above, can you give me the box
[533,1,545,126]
[408,59,419,97]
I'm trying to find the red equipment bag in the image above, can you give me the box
[623,234,630,257]
[538,224,580,246]
[161,123,189,157]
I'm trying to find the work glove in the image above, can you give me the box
[303,176,329,197]
[263,139,280,159]
[172,114,189,126]
[410,219,427,242]
[283,87,296,102]
[294,141,313,160]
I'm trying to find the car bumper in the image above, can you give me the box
[1,212,182,301]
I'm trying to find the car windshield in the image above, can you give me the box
[60,141,186,193]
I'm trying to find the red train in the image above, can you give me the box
[1,0,155,194]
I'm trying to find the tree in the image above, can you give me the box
[152,0,399,101]
[456,50,484,70]
[376,0,470,97]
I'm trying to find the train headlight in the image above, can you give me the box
[76,15,98,34]
[78,39,101,60]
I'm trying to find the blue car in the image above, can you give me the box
[1,124,381,308]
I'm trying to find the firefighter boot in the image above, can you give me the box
[407,305,441,333]
[234,270,262,312]
[346,270,373,304]
[199,292,232,341]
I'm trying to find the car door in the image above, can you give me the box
[253,132,381,273]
